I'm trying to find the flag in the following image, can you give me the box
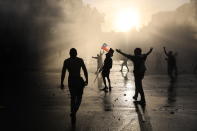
[101,43,110,52]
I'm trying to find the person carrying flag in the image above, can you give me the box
[99,48,114,92]
[92,50,104,74]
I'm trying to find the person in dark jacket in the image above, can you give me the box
[116,47,153,104]
[99,48,114,92]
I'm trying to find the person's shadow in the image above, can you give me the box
[103,92,113,111]
[167,81,177,106]
[133,101,153,131]
[70,124,76,131]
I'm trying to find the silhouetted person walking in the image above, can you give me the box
[61,48,88,125]
[120,58,129,72]
[99,48,114,92]
[116,48,153,104]
[163,47,177,82]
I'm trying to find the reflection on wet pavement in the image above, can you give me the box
[20,62,144,131]
[167,82,177,107]
[144,75,197,131]
[2,61,197,131]
[76,63,141,131]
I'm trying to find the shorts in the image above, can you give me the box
[102,70,110,77]
[68,77,85,96]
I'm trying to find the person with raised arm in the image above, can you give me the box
[163,47,178,82]
[92,50,104,74]
[116,47,153,104]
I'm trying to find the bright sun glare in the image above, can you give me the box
[114,9,140,32]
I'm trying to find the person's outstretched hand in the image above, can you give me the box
[84,80,88,86]
[150,47,153,51]
[116,49,121,53]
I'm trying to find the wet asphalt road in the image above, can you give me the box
[144,75,197,131]
[1,61,197,131]
[23,63,143,131]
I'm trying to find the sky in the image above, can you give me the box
[83,0,190,31]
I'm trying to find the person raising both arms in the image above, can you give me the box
[163,47,178,82]
[116,47,153,105]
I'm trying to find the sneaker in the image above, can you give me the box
[102,86,108,90]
